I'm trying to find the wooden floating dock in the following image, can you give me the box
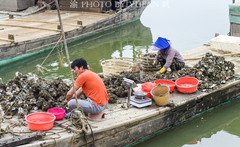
[0,10,110,44]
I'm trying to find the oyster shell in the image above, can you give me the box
[0,73,70,118]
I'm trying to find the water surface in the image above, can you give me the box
[0,20,152,83]
[135,100,240,147]
[141,0,231,52]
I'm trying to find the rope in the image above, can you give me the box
[66,107,95,147]
[35,34,63,74]
[54,1,93,146]
[40,35,63,66]
[0,118,65,145]
[0,108,96,146]
[57,42,65,67]
[0,114,5,137]
[1,119,27,136]
[0,1,95,145]
[41,131,61,140]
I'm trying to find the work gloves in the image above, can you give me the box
[153,60,166,74]
[159,67,166,73]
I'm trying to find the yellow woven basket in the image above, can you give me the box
[100,59,134,77]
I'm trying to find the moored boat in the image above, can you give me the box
[0,0,150,66]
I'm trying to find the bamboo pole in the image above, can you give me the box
[184,52,240,61]
[54,0,79,108]
[0,24,60,32]
[6,19,80,27]
[110,52,240,61]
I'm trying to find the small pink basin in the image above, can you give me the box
[47,108,66,120]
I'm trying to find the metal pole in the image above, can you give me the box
[119,0,122,10]
[233,0,235,3]
[127,87,132,108]
[54,0,79,108]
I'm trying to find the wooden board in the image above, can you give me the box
[0,10,110,44]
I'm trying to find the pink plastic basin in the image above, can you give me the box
[26,112,55,131]
[154,79,176,92]
[47,108,66,120]
[175,77,199,93]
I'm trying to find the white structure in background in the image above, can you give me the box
[0,0,35,11]
[210,35,240,53]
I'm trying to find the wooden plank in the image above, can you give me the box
[0,38,12,42]
[0,24,60,32]
[184,52,240,60]
[0,132,46,147]
[6,19,80,27]
[45,10,110,17]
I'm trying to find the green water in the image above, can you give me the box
[135,99,240,147]
[0,20,153,83]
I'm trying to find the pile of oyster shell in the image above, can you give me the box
[0,52,236,117]
[102,52,235,98]
[0,72,69,118]
[193,52,235,90]
[101,71,141,103]
[155,52,235,91]
[140,53,161,71]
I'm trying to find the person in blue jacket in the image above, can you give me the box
[153,37,185,73]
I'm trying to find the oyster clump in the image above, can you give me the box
[0,73,70,118]
[140,53,161,71]
[101,71,141,103]
[0,52,236,110]
[153,53,235,92]
[193,53,234,91]
[102,53,235,101]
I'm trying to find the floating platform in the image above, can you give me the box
[0,10,110,60]
[0,11,109,45]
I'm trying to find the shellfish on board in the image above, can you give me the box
[0,52,236,117]
[0,73,70,118]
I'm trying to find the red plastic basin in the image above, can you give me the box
[141,82,157,98]
[133,84,152,98]
[26,112,56,131]
[175,77,199,93]
[145,92,152,98]
[154,79,176,92]
[48,108,66,120]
